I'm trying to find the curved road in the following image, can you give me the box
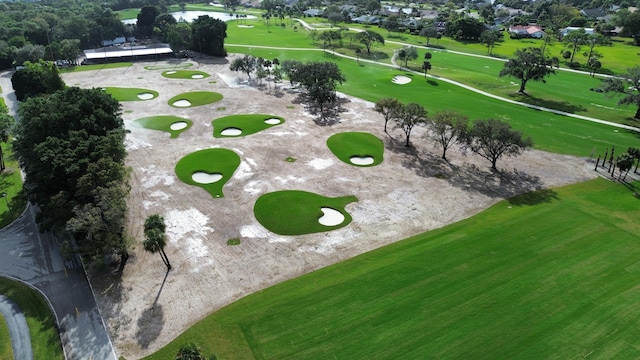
[0,294,32,360]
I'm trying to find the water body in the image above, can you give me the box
[123,10,256,24]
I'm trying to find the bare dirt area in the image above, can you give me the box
[61,54,597,358]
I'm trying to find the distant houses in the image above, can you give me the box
[559,27,596,37]
[508,24,545,39]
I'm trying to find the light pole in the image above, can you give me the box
[0,192,8,212]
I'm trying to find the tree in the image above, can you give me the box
[420,27,439,46]
[175,342,206,360]
[397,46,418,67]
[11,60,65,101]
[428,110,468,161]
[280,59,302,86]
[59,39,81,65]
[381,15,400,36]
[167,22,193,54]
[616,153,634,180]
[467,118,533,170]
[191,16,227,57]
[562,28,588,64]
[445,17,485,40]
[154,13,178,41]
[582,33,610,61]
[395,102,427,147]
[499,47,558,93]
[229,54,257,79]
[354,30,384,55]
[318,30,342,51]
[422,60,432,78]
[601,66,640,119]
[587,57,601,77]
[14,87,129,262]
[137,6,161,37]
[374,97,402,134]
[366,0,381,13]
[144,214,171,270]
[479,30,501,55]
[627,147,640,173]
[289,61,345,116]
[0,112,15,171]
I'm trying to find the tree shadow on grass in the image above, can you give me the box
[136,304,164,349]
[508,188,559,206]
[507,92,587,114]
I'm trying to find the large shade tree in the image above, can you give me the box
[601,66,640,119]
[467,118,533,170]
[374,97,402,134]
[289,61,345,116]
[11,60,65,101]
[14,87,129,263]
[354,30,384,54]
[427,110,469,161]
[499,47,558,93]
[395,102,427,147]
[191,15,227,56]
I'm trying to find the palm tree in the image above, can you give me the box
[144,214,171,270]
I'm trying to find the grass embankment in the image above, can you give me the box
[212,114,284,138]
[146,178,640,359]
[226,46,639,156]
[253,191,357,235]
[0,313,13,359]
[0,277,64,359]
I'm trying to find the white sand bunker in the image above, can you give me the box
[137,92,154,100]
[392,75,412,85]
[192,74,205,79]
[166,71,177,74]
[192,172,223,184]
[350,156,374,165]
[220,127,242,136]
[170,121,188,131]
[264,118,281,125]
[237,25,254,28]
[318,207,345,226]
[173,100,191,107]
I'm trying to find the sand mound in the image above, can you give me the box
[350,156,374,165]
[192,172,223,184]
[166,71,177,74]
[264,118,281,125]
[173,100,191,107]
[318,207,345,226]
[391,75,412,85]
[220,128,242,136]
[137,93,154,100]
[192,74,205,79]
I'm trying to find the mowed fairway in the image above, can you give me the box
[146,178,640,359]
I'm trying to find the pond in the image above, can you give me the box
[122,10,256,24]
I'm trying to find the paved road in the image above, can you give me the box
[0,294,32,360]
[0,205,117,360]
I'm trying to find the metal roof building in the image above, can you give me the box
[83,44,174,62]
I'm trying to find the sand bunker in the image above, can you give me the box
[318,207,345,226]
[220,128,242,136]
[237,25,254,28]
[391,75,412,85]
[350,156,374,165]
[137,93,154,100]
[191,172,223,184]
[166,71,177,74]
[173,100,191,107]
[264,118,281,125]
[192,74,205,79]
[170,122,188,131]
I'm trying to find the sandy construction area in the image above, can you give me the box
[61,55,597,358]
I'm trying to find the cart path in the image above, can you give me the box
[0,294,33,360]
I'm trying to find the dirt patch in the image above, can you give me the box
[61,55,597,359]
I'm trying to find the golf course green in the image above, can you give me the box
[212,114,285,138]
[134,116,193,138]
[327,132,384,167]
[175,148,241,198]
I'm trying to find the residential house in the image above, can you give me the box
[559,27,595,37]
[508,24,545,38]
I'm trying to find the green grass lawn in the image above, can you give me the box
[227,47,639,156]
[144,62,194,71]
[212,114,285,138]
[0,313,12,359]
[0,142,27,229]
[134,116,193,138]
[60,62,133,73]
[0,277,64,359]
[168,91,223,107]
[326,132,384,167]
[103,87,159,101]
[161,70,211,79]
[145,178,640,359]
[174,148,241,198]
[253,190,357,235]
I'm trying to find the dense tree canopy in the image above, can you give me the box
[289,61,345,116]
[499,47,558,93]
[601,66,640,119]
[14,87,129,263]
[11,60,65,101]
[191,15,227,57]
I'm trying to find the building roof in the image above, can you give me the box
[84,44,173,60]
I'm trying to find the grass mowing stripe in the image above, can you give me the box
[145,178,640,359]
[0,313,12,359]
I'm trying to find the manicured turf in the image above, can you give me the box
[174,148,241,198]
[146,178,640,359]
[144,63,193,71]
[0,142,28,229]
[0,313,12,359]
[168,91,223,107]
[212,114,285,138]
[253,190,358,235]
[227,47,639,156]
[103,87,159,101]
[60,62,133,72]
[0,277,64,359]
[327,132,384,167]
[134,116,193,138]
[161,70,211,79]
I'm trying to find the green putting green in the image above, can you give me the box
[102,87,158,101]
[175,148,240,198]
[162,70,211,79]
[212,114,285,138]
[134,116,193,138]
[254,190,358,235]
[168,91,223,108]
[327,132,384,167]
